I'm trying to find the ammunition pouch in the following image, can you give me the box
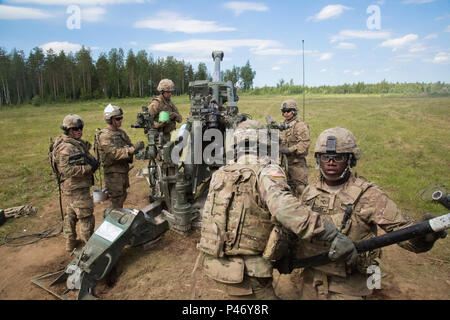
[203,255,244,284]
[262,225,289,262]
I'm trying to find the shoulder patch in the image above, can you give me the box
[60,149,70,156]
[270,170,286,178]
[102,140,110,146]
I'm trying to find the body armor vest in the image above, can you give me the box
[298,176,379,276]
[198,163,274,258]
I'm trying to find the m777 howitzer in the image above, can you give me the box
[279,191,450,272]
[132,51,250,235]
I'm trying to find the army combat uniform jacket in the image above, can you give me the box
[198,155,325,298]
[297,174,429,299]
[52,134,95,242]
[279,117,310,195]
[147,94,182,141]
[95,128,135,208]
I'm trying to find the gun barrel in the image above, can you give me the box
[292,213,450,269]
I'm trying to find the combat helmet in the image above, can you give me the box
[281,99,299,116]
[233,119,270,157]
[61,114,84,132]
[104,104,123,124]
[157,79,175,93]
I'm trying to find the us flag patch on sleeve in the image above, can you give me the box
[270,170,286,178]
[60,149,70,156]
[102,140,110,146]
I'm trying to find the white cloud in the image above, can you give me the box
[424,33,437,40]
[320,68,327,73]
[445,25,450,32]
[223,2,269,16]
[433,52,450,64]
[334,42,357,50]
[380,34,418,51]
[81,7,105,22]
[318,53,333,61]
[130,41,138,46]
[134,11,236,33]
[39,41,82,54]
[308,4,352,21]
[352,70,363,76]
[435,14,450,21]
[331,30,391,42]
[402,0,435,4]
[272,66,280,71]
[0,4,52,19]
[5,0,151,5]
[150,39,280,58]
[376,0,385,5]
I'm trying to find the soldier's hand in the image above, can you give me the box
[134,141,145,154]
[169,112,177,120]
[318,220,358,265]
[328,233,358,265]
[90,158,99,172]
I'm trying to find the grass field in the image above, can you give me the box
[0,94,449,241]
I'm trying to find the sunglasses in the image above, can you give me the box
[319,153,348,163]
[113,117,123,121]
[282,109,294,113]
[71,127,83,132]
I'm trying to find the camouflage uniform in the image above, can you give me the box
[198,120,328,300]
[147,94,182,142]
[52,134,95,248]
[96,128,135,209]
[295,127,438,300]
[279,100,310,196]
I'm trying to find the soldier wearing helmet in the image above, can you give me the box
[147,79,183,143]
[50,114,98,253]
[294,127,446,300]
[94,104,144,209]
[197,120,358,300]
[278,99,310,196]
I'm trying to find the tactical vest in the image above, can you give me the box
[298,176,380,277]
[198,163,274,258]
[279,118,308,164]
[94,128,131,172]
[50,135,93,192]
[150,96,177,133]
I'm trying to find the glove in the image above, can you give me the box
[133,141,145,154]
[410,213,447,252]
[169,112,177,120]
[318,220,358,265]
[85,155,99,172]
[279,147,291,155]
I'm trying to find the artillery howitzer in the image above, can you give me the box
[132,51,249,235]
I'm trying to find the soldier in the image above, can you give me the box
[279,99,310,196]
[95,104,144,209]
[51,114,98,252]
[197,120,358,300]
[147,79,182,143]
[295,127,446,300]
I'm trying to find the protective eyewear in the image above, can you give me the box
[282,108,295,113]
[319,153,348,163]
[71,127,83,132]
[113,117,123,121]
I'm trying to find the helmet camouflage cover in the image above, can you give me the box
[157,79,175,92]
[62,114,84,130]
[280,99,299,112]
[104,104,123,121]
[314,127,360,160]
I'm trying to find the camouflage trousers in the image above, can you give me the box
[105,172,129,209]
[296,268,368,300]
[221,275,280,300]
[287,161,308,197]
[63,188,95,243]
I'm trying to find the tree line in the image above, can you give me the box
[0,46,257,107]
[249,79,450,96]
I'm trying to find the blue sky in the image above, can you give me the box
[0,0,449,87]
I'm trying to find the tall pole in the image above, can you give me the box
[302,40,305,122]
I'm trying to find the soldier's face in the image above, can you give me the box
[163,91,172,100]
[68,127,83,140]
[319,154,348,178]
[282,110,294,120]
[112,116,123,128]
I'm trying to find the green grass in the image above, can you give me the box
[1,94,449,235]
